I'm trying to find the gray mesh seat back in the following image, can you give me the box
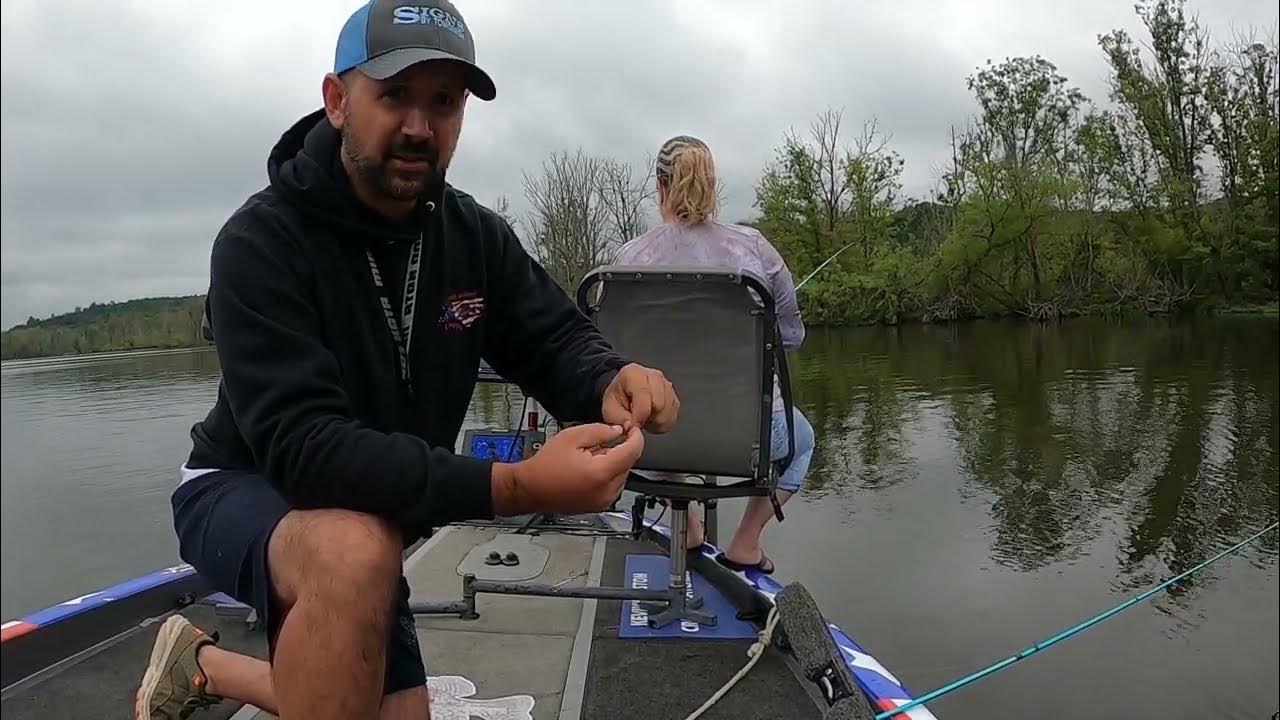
[577,265,775,481]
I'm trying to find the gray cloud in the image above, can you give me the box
[3,0,1275,328]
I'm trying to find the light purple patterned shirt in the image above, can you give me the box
[614,220,804,411]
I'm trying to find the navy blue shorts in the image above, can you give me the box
[171,470,426,695]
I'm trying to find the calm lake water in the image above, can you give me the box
[2,318,1277,719]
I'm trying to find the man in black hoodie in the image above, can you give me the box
[134,2,678,718]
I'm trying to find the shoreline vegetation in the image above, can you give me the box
[2,296,209,361]
[2,293,1275,362]
[4,0,1277,361]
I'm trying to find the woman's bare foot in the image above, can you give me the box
[684,511,705,550]
[717,493,788,573]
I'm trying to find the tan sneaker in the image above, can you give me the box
[135,614,223,719]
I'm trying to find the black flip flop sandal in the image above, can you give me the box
[716,551,775,575]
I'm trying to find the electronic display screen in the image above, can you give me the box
[468,434,522,461]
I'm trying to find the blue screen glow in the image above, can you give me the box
[468,434,522,461]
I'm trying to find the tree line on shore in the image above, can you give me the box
[1,297,208,360]
[512,0,1278,324]
[4,0,1275,360]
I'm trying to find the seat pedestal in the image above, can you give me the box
[640,499,717,628]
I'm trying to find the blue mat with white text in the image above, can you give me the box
[617,554,758,639]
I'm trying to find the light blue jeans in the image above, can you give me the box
[771,407,814,493]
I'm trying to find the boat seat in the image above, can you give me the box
[575,264,797,628]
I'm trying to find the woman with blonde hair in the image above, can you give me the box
[613,135,814,574]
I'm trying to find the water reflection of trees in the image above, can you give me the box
[794,317,1280,583]
[794,327,920,495]
[1,348,223,391]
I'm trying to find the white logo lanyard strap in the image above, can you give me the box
[365,232,423,394]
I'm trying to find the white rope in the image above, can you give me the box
[683,604,782,720]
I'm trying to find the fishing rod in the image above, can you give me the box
[795,240,858,291]
[876,521,1280,719]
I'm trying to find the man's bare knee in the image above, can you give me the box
[268,509,403,608]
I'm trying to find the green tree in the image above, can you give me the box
[0,296,212,360]
[940,56,1087,318]
[1100,0,1215,296]
[754,108,915,324]
[1205,35,1280,295]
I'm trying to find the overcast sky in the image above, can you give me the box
[1,0,1274,329]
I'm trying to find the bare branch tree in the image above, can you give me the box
[520,149,656,291]
[521,149,611,291]
[597,154,657,245]
[846,118,903,257]
[811,108,856,234]
[492,195,516,226]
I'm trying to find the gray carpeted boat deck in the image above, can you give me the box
[581,537,819,720]
[1,519,822,719]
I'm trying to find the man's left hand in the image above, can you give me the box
[601,364,679,433]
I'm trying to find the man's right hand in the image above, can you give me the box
[491,423,644,516]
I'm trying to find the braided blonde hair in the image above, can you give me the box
[656,135,719,224]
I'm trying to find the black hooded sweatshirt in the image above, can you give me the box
[186,110,627,537]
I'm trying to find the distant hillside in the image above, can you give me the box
[1,296,210,360]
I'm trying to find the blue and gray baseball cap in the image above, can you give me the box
[334,0,496,101]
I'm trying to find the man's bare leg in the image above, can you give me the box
[199,647,277,714]
[265,509,403,719]
[194,650,429,719]
[140,508,430,719]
